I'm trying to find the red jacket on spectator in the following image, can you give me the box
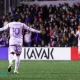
[37,13,42,21]
[50,27,53,36]
[50,29,53,36]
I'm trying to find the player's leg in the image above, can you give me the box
[78,46,80,56]
[8,46,15,72]
[14,45,22,73]
[14,54,20,73]
[78,42,80,56]
[8,52,14,72]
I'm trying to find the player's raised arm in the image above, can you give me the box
[0,23,9,31]
[23,23,41,33]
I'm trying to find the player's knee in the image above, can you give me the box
[11,52,15,55]
[16,54,20,56]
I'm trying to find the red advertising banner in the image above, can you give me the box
[71,47,80,60]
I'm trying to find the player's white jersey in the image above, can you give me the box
[0,22,40,46]
[76,30,80,46]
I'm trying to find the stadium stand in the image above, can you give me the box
[0,2,79,47]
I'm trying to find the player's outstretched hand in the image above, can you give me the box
[40,29,45,34]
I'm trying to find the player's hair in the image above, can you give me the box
[12,14,20,22]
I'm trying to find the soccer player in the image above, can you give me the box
[0,15,43,73]
[75,25,80,55]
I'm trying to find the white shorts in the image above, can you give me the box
[9,45,22,54]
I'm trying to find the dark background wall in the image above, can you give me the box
[0,0,20,17]
[0,0,4,17]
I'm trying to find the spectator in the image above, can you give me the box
[24,31,32,47]
[0,32,8,46]
[41,40,45,47]
[48,38,55,47]
[3,19,9,26]
[0,3,79,47]
[49,26,53,37]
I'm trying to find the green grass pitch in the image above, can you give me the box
[0,60,80,80]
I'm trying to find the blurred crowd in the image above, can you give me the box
[21,0,58,1]
[0,3,79,47]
